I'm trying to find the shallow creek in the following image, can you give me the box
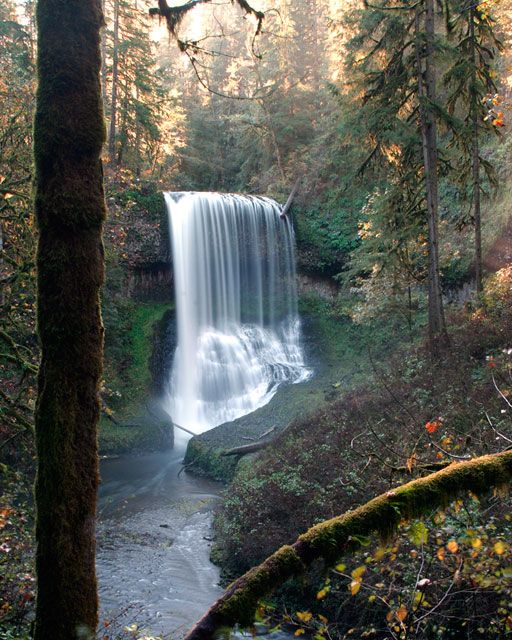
[96,443,224,637]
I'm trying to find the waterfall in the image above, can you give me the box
[164,192,310,434]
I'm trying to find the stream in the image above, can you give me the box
[97,443,224,638]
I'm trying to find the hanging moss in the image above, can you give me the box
[33,1,106,640]
[184,450,512,640]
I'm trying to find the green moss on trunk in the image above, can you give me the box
[33,1,106,639]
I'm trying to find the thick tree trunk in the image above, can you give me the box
[108,0,119,163]
[415,2,449,357]
[470,9,483,295]
[33,1,106,639]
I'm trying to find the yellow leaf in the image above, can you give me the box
[350,581,361,596]
[447,540,458,553]
[318,615,328,624]
[316,589,328,600]
[294,629,305,636]
[351,565,366,580]
[472,538,482,550]
[374,547,386,561]
[494,541,507,555]
[437,547,446,561]
[335,563,346,572]
[368,594,376,603]
[296,611,312,623]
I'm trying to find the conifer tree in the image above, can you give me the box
[345,0,450,355]
[444,0,502,293]
[416,0,449,353]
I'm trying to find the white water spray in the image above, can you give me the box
[164,192,310,434]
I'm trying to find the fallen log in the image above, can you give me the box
[221,427,276,457]
[183,449,512,640]
[221,440,271,457]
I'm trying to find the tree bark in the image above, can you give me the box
[108,0,119,164]
[184,450,512,640]
[415,1,449,357]
[33,1,106,638]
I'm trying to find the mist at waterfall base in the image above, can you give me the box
[163,192,311,436]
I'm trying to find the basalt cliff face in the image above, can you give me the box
[105,188,173,302]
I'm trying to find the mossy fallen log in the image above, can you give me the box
[184,450,512,640]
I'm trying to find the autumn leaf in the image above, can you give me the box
[350,580,361,596]
[425,420,440,434]
[296,611,312,623]
[492,112,505,127]
[374,547,386,561]
[447,540,459,553]
[406,452,417,472]
[396,605,408,622]
[0,507,13,529]
[351,565,366,580]
[494,540,507,555]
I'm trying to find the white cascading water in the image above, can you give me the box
[164,192,310,434]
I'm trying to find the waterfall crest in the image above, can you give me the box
[164,192,310,434]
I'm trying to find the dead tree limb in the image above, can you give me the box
[183,449,512,640]
[280,177,301,219]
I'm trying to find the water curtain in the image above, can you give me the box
[164,192,309,433]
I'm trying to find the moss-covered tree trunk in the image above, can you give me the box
[33,2,106,639]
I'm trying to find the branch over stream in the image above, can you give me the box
[183,449,512,640]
